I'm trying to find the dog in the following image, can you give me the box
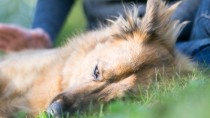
[0,0,195,117]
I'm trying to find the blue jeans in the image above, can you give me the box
[176,0,210,68]
[33,0,74,41]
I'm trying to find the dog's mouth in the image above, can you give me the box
[46,82,110,117]
[47,92,86,118]
[46,92,103,118]
[46,73,137,117]
[47,99,63,118]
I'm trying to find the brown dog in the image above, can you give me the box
[0,0,195,117]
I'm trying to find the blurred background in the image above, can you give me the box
[1,1,210,118]
[0,0,86,46]
[0,0,36,28]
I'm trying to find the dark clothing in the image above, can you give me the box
[176,0,210,68]
[32,0,210,67]
[32,0,74,42]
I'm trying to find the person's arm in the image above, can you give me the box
[33,0,75,42]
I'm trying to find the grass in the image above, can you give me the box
[34,70,210,118]
[1,1,210,118]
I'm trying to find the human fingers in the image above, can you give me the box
[0,31,16,44]
[28,28,52,48]
[0,41,9,52]
[0,24,27,37]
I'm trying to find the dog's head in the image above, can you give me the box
[47,0,194,117]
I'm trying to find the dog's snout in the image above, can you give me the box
[47,100,64,118]
[46,93,77,118]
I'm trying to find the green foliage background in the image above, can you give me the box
[0,0,36,28]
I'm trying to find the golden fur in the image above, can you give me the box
[0,0,195,117]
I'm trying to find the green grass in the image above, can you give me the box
[101,72,210,118]
[35,70,210,118]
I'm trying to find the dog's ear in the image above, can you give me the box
[140,0,187,49]
[110,0,187,50]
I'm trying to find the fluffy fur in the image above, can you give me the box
[0,0,195,117]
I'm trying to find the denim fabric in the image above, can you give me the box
[176,39,210,67]
[32,0,74,41]
[190,0,210,40]
[172,0,200,41]
[177,0,210,67]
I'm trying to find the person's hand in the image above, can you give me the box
[0,24,52,52]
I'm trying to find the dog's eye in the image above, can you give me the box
[93,65,100,81]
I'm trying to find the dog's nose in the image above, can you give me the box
[47,100,63,118]
[46,92,76,118]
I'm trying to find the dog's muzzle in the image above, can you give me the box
[47,100,63,118]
